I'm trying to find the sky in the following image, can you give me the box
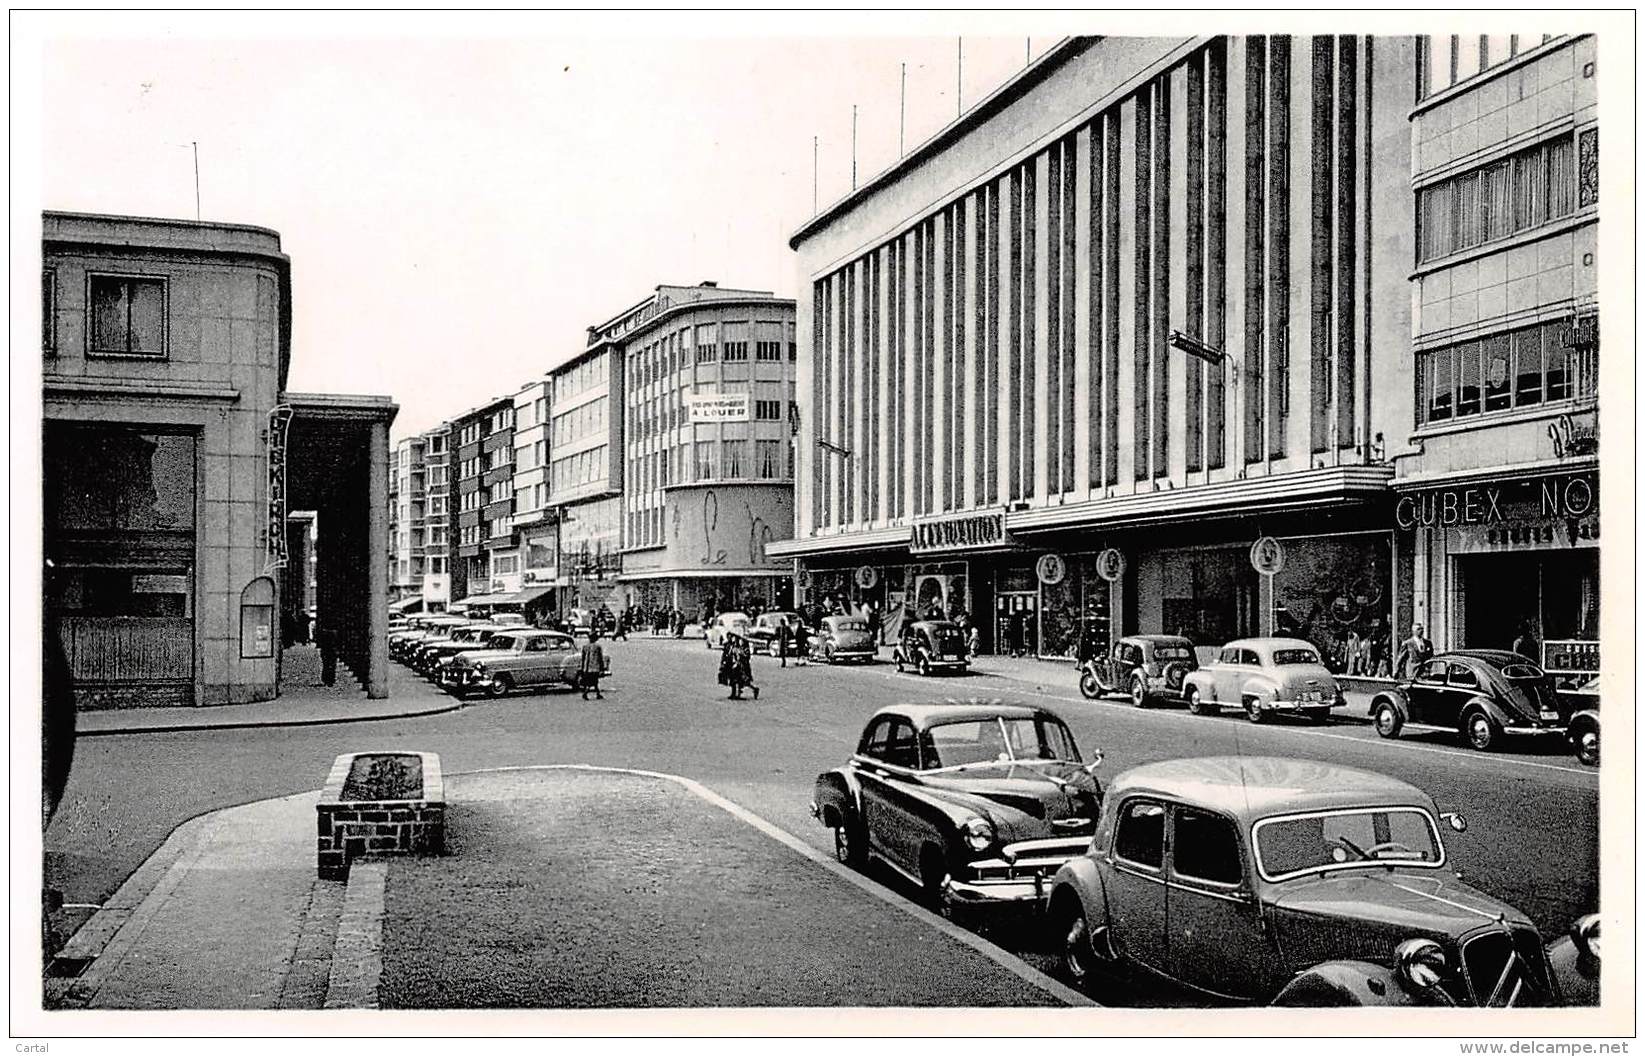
[37,15,1067,439]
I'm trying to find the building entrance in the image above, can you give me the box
[996,592,1037,657]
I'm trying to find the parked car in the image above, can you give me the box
[567,609,596,640]
[704,611,751,650]
[892,620,969,676]
[1182,637,1342,723]
[1567,681,1599,766]
[491,612,528,627]
[1079,634,1198,707]
[747,611,803,655]
[441,629,603,698]
[414,623,505,677]
[812,702,1103,922]
[1367,651,1568,752]
[1047,755,1598,1006]
[815,615,878,664]
[407,621,470,673]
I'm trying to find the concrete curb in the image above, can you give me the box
[325,862,386,1010]
[74,699,462,738]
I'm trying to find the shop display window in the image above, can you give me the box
[1270,534,1394,675]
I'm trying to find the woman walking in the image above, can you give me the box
[718,631,758,700]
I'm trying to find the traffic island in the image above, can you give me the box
[317,751,444,881]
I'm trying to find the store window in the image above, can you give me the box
[1418,315,1595,427]
[1271,534,1394,675]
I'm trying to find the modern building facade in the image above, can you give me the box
[420,425,451,611]
[43,211,397,707]
[598,283,799,615]
[546,338,624,614]
[1391,34,1599,683]
[388,434,426,605]
[509,378,558,617]
[777,35,1417,664]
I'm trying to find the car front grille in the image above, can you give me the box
[1461,928,1552,1007]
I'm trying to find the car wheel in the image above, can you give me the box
[1575,728,1599,767]
[918,656,932,678]
[1462,709,1499,751]
[1130,675,1149,708]
[1244,696,1267,724]
[1372,701,1404,739]
[833,818,866,870]
[895,651,905,673]
[1185,686,1207,716]
[919,846,950,914]
[489,674,511,699]
[1078,670,1102,700]
[1057,902,1098,995]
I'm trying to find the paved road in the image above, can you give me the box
[46,635,1600,979]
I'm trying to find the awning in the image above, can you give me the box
[454,588,555,608]
[452,592,511,607]
[513,585,555,605]
[388,597,424,613]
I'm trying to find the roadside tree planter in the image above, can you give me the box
[317,750,445,881]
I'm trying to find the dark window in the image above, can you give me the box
[42,269,55,353]
[89,274,166,356]
[1415,659,1447,685]
[1173,808,1243,886]
[1115,800,1166,869]
[754,400,782,421]
[1448,663,1479,690]
[755,340,783,362]
[723,341,749,362]
[885,719,920,769]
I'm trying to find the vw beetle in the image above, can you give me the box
[1047,756,1598,1006]
[1367,651,1570,752]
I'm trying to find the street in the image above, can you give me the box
[47,634,1600,997]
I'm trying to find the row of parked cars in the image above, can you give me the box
[811,698,1600,1007]
[387,613,608,698]
[1081,634,1599,764]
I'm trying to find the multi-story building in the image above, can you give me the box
[546,335,625,615]
[480,400,517,594]
[388,434,426,605]
[776,35,1416,665]
[449,396,515,610]
[42,211,397,706]
[599,283,798,614]
[510,378,558,618]
[1391,34,1599,681]
[420,425,451,612]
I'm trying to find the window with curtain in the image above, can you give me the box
[695,441,717,480]
[756,440,781,479]
[89,274,167,356]
[1419,135,1578,263]
[1420,316,1596,426]
[721,439,746,478]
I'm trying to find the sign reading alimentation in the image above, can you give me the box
[909,510,1010,554]
[685,392,750,423]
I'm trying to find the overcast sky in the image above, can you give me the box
[39,19,1067,438]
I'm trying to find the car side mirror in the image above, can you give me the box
[1441,812,1467,833]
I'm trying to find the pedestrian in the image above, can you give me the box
[719,631,758,700]
[1008,609,1026,658]
[1393,622,1434,680]
[1511,621,1541,664]
[793,619,811,667]
[613,610,629,641]
[967,621,981,658]
[580,631,606,701]
[775,619,791,668]
[317,623,337,686]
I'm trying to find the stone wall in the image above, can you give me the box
[316,751,444,881]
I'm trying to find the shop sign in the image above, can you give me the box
[909,510,1010,554]
[1396,474,1598,530]
[1094,549,1126,583]
[1036,553,1067,586]
[1543,640,1599,676]
[686,392,750,423]
[264,404,294,572]
[854,565,880,589]
[1549,411,1598,460]
[1450,516,1599,554]
[1250,536,1285,576]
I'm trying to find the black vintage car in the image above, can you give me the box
[812,701,1103,923]
[892,620,969,676]
[1367,650,1568,751]
[1078,634,1198,707]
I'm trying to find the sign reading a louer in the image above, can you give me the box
[909,510,1010,554]
[686,392,750,423]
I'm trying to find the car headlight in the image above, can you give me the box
[471,662,485,674]
[961,816,995,853]
[1395,938,1448,990]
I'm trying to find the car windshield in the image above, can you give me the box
[833,619,866,631]
[921,716,1081,769]
[1271,648,1321,666]
[487,636,515,650]
[1254,807,1444,881]
[1152,645,1194,660]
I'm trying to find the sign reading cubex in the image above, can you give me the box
[686,392,750,423]
[1395,473,1597,529]
[909,509,1010,555]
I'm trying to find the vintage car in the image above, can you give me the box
[815,615,878,664]
[1047,756,1599,1006]
[1367,651,1568,752]
[892,620,969,676]
[441,629,604,698]
[1182,637,1342,723]
[491,612,528,627]
[704,611,751,650]
[812,701,1103,921]
[389,615,468,663]
[746,611,804,655]
[414,623,505,677]
[566,609,596,640]
[1079,634,1199,707]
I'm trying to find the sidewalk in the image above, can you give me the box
[76,652,461,736]
[45,766,1082,1010]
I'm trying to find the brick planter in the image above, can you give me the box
[317,751,444,881]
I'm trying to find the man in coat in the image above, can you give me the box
[580,631,606,701]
